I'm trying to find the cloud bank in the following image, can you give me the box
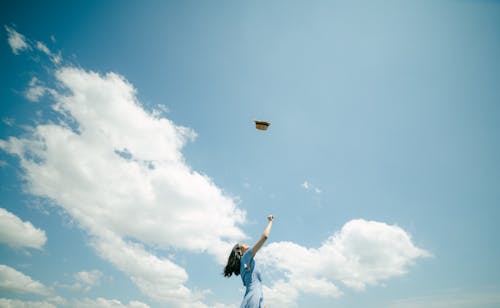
[0,65,246,306]
[260,219,430,307]
[0,208,47,249]
[0,264,53,296]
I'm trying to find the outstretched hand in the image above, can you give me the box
[267,215,274,222]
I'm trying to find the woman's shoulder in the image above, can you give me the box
[241,248,254,270]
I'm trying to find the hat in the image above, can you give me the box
[254,120,270,131]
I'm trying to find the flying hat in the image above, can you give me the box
[254,120,271,131]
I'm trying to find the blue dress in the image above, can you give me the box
[240,248,263,308]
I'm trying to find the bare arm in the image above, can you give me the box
[251,215,274,258]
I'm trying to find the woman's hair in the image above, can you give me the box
[223,244,242,277]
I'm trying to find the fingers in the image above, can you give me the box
[267,215,274,221]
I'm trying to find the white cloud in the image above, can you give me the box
[90,232,206,307]
[56,270,103,292]
[0,298,56,308]
[74,270,102,287]
[211,303,238,308]
[262,279,300,307]
[0,297,150,308]
[301,180,321,194]
[0,67,247,306]
[0,264,53,296]
[34,41,61,64]
[4,27,60,63]
[72,297,150,308]
[25,77,47,102]
[5,26,30,54]
[0,208,47,249]
[301,181,309,189]
[259,219,430,305]
[36,41,50,55]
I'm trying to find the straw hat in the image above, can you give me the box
[254,120,271,131]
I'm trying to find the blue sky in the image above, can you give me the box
[1,1,499,307]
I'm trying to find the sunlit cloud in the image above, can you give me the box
[25,77,48,102]
[0,62,246,306]
[55,270,103,292]
[0,297,151,308]
[0,264,53,296]
[0,298,56,308]
[71,297,150,308]
[5,25,30,54]
[0,208,47,250]
[260,219,430,307]
[35,41,61,64]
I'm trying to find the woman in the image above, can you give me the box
[224,215,274,308]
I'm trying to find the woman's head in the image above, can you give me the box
[223,243,250,277]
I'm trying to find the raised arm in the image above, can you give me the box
[251,215,274,258]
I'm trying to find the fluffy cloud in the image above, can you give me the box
[25,77,48,102]
[260,219,430,306]
[56,270,103,292]
[0,66,246,306]
[5,25,30,54]
[74,270,102,287]
[0,208,47,249]
[71,298,150,308]
[90,231,206,307]
[0,297,150,308]
[0,264,53,296]
[0,299,56,308]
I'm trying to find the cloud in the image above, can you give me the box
[259,219,430,306]
[25,77,48,102]
[5,25,30,54]
[0,264,53,296]
[0,208,47,249]
[36,41,50,55]
[0,297,150,308]
[0,66,246,306]
[56,270,103,292]
[74,270,102,287]
[4,27,60,63]
[301,181,310,189]
[0,298,56,308]
[2,118,15,126]
[35,41,61,64]
[90,231,206,307]
[71,298,150,308]
[301,180,321,194]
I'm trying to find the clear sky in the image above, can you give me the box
[1,1,499,307]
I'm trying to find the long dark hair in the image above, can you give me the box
[223,244,242,277]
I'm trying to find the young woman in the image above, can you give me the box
[224,215,275,308]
